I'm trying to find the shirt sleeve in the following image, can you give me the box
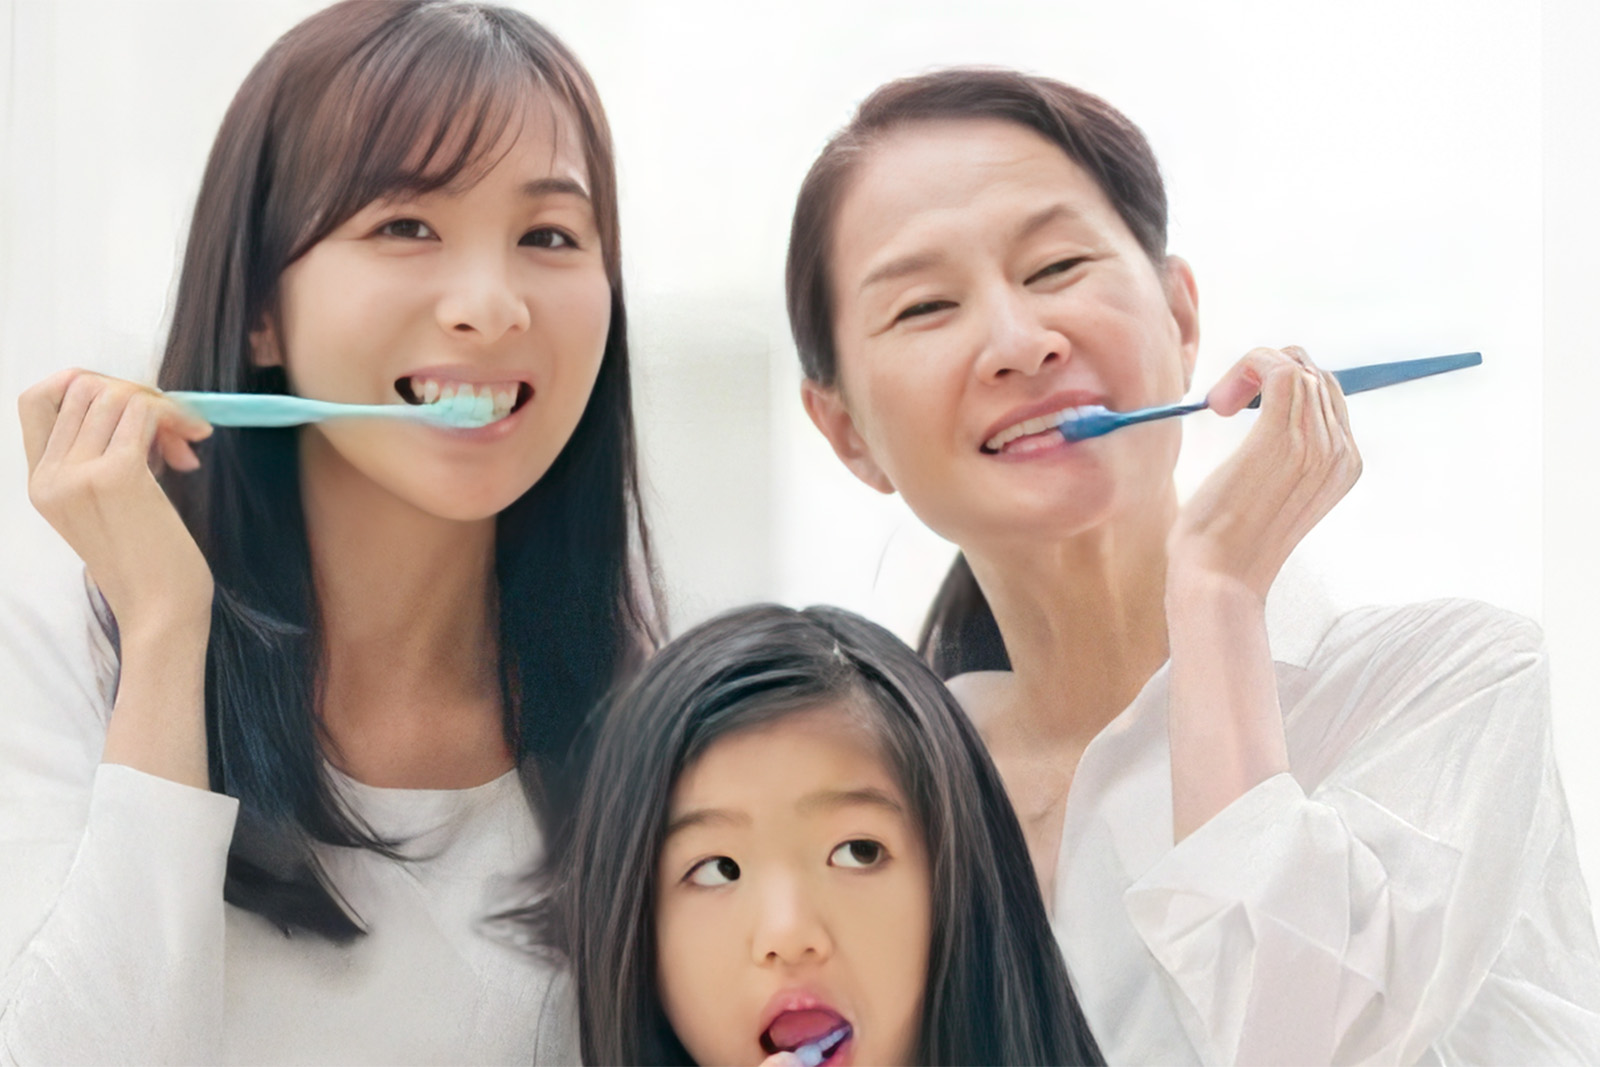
[0,559,239,1065]
[1122,599,1600,1065]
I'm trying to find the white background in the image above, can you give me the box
[1,0,1595,924]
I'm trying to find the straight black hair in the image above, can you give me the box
[527,604,1103,1065]
[141,0,658,939]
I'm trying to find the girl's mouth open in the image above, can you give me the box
[760,1009,853,1067]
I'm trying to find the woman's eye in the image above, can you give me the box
[377,218,436,240]
[829,839,886,869]
[686,856,740,887]
[521,227,576,249]
[1026,258,1084,285]
[893,300,954,324]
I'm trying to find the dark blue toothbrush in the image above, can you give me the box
[1057,352,1482,443]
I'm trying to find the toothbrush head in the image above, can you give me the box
[413,388,502,429]
[1056,405,1122,443]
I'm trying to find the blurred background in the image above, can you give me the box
[2,0,1596,922]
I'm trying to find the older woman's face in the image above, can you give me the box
[807,118,1199,550]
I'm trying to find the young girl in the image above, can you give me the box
[786,68,1600,1063]
[531,603,1103,1066]
[3,2,656,1061]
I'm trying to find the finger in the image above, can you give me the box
[155,428,204,472]
[66,382,137,463]
[152,393,215,442]
[1321,365,1352,434]
[18,368,86,471]
[37,372,105,469]
[108,392,164,466]
[1206,347,1303,416]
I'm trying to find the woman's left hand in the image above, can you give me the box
[1167,345,1362,602]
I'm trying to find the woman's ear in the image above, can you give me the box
[800,379,895,495]
[249,317,284,368]
[1162,255,1200,390]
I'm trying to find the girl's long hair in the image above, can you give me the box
[145,0,659,940]
[529,605,1103,1066]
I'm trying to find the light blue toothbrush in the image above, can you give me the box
[165,390,502,429]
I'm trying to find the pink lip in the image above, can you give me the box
[757,987,845,1042]
[978,389,1110,449]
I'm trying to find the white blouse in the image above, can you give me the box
[1051,596,1600,1065]
[0,557,578,1065]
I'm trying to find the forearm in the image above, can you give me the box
[1165,567,1289,842]
[100,612,211,790]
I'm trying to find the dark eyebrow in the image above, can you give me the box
[520,177,590,202]
[664,807,749,840]
[795,786,905,817]
[858,250,946,294]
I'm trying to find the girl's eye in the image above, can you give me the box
[520,227,576,250]
[686,856,740,887]
[829,839,886,869]
[893,300,955,324]
[1026,258,1084,285]
[377,218,436,240]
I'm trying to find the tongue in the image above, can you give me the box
[766,1009,847,1052]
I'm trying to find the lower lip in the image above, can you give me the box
[818,1034,853,1067]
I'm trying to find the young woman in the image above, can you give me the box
[3,2,656,1061]
[528,603,1102,1066]
[786,69,1600,1063]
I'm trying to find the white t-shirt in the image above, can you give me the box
[0,555,579,1065]
[1050,596,1600,1064]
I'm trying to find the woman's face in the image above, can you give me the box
[807,118,1200,551]
[257,96,610,522]
[655,703,930,1067]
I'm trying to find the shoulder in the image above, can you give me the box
[1295,598,1549,758]
[1314,598,1544,676]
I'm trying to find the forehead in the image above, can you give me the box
[831,118,1126,281]
[668,703,902,817]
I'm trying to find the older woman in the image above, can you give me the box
[786,69,1600,1064]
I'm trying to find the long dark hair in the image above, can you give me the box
[532,605,1103,1066]
[784,69,1169,678]
[145,0,659,939]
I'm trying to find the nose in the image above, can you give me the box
[750,871,834,968]
[972,283,1067,382]
[435,252,532,343]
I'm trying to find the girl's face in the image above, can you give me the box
[656,704,930,1067]
[256,96,610,522]
[806,118,1200,551]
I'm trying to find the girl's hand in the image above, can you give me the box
[1167,345,1362,602]
[19,369,216,636]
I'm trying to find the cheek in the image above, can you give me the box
[655,892,744,1064]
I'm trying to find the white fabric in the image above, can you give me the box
[0,564,579,1065]
[1051,596,1600,1065]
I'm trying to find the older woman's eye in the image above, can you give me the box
[1026,258,1084,285]
[686,856,740,887]
[377,218,436,240]
[829,839,887,869]
[894,300,955,323]
[520,227,577,249]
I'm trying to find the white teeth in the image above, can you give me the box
[983,405,1093,451]
[403,376,524,426]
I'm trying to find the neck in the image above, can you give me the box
[299,433,504,781]
[966,488,1177,748]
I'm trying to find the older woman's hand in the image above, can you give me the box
[1166,345,1362,603]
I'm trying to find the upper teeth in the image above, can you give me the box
[408,377,521,422]
[984,405,1089,451]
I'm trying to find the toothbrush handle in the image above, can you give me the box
[1243,352,1482,409]
[1117,398,1210,428]
[164,392,411,427]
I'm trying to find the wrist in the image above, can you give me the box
[1165,557,1267,617]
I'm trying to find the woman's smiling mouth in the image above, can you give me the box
[396,375,533,423]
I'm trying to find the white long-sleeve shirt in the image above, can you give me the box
[1051,596,1600,1065]
[0,552,578,1065]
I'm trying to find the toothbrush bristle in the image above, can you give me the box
[419,390,500,428]
[1058,405,1119,442]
